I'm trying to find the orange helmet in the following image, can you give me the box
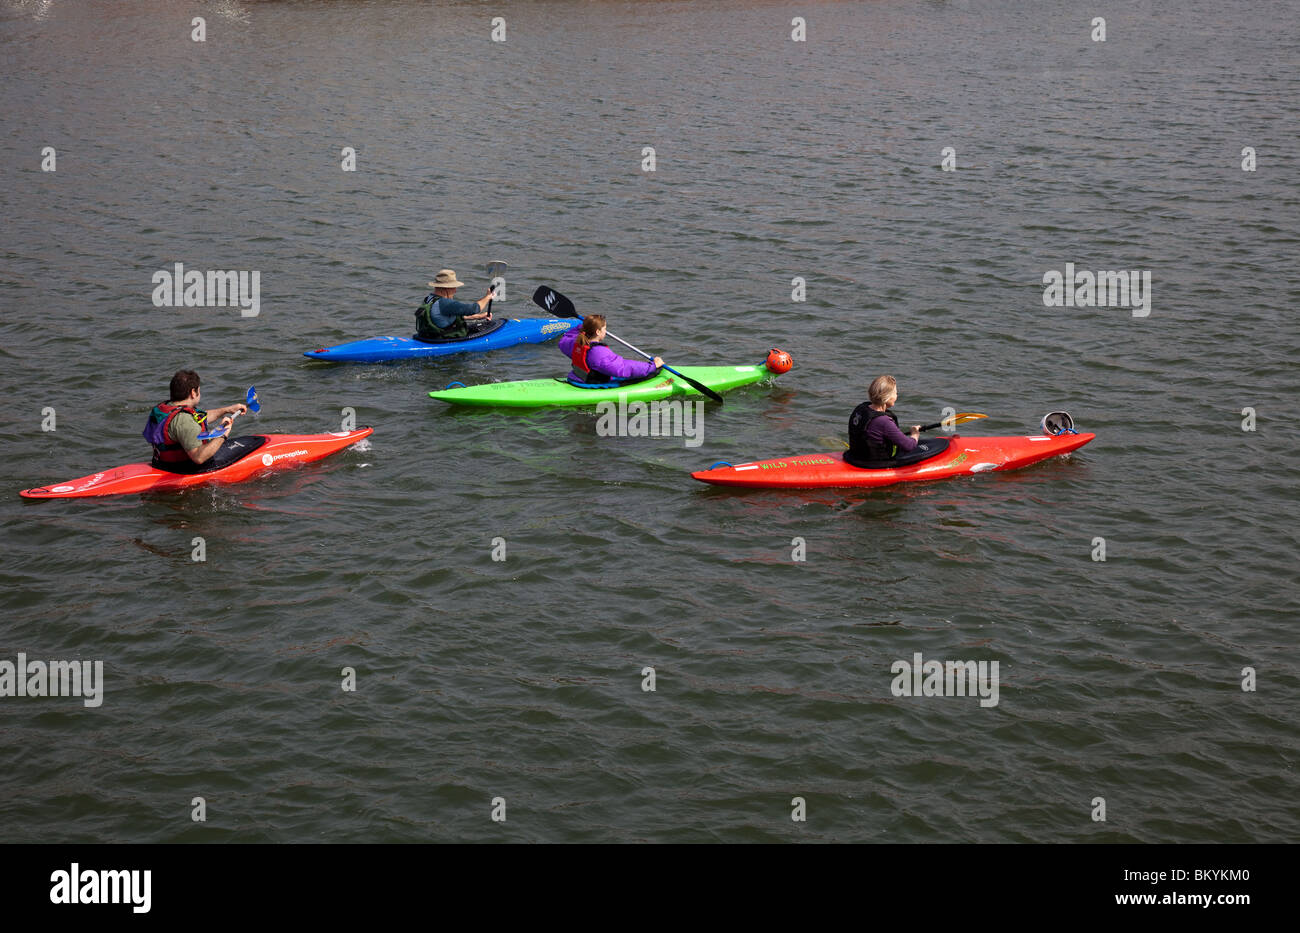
[765,348,793,374]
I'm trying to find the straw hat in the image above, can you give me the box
[428,269,464,289]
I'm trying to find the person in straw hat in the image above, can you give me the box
[415,268,495,341]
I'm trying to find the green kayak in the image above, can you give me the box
[428,364,781,408]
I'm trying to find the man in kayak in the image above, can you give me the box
[142,370,247,472]
[415,268,495,341]
[845,375,921,467]
[558,314,663,385]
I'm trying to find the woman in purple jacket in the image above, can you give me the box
[558,315,663,386]
[845,375,922,467]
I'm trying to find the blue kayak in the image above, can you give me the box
[304,317,576,363]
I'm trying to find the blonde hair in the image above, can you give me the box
[575,314,606,349]
[868,375,897,406]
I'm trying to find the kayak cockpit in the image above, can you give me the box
[557,372,660,390]
[844,437,951,470]
[152,435,269,475]
[411,317,508,345]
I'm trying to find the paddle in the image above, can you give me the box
[197,386,261,440]
[820,412,988,450]
[485,260,507,317]
[531,286,725,403]
[920,412,987,432]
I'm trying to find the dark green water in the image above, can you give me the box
[1,0,1297,842]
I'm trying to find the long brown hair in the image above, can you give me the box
[575,314,606,349]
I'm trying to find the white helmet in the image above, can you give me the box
[1041,411,1076,436]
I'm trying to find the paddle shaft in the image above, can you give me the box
[918,413,987,432]
[531,286,724,403]
[198,410,240,441]
[832,413,987,449]
[485,261,507,316]
[197,386,260,440]
[893,416,981,434]
[593,330,724,403]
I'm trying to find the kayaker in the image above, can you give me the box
[845,375,921,467]
[558,314,663,385]
[415,268,495,341]
[142,370,247,471]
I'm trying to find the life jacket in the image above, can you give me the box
[570,340,613,384]
[848,404,901,461]
[143,402,207,464]
[416,294,467,339]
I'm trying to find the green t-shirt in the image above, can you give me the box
[167,408,205,452]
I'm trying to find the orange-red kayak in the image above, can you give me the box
[692,432,1094,489]
[20,428,373,499]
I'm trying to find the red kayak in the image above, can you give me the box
[20,428,373,499]
[692,432,1094,489]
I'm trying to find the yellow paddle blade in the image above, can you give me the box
[948,412,987,426]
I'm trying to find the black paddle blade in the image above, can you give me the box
[532,286,578,318]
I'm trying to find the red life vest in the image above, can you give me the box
[570,340,609,381]
[143,402,208,464]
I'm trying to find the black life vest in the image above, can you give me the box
[143,402,207,464]
[848,403,901,461]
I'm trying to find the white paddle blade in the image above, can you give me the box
[486,261,508,300]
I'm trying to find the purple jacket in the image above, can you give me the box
[868,414,918,454]
[559,330,658,380]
